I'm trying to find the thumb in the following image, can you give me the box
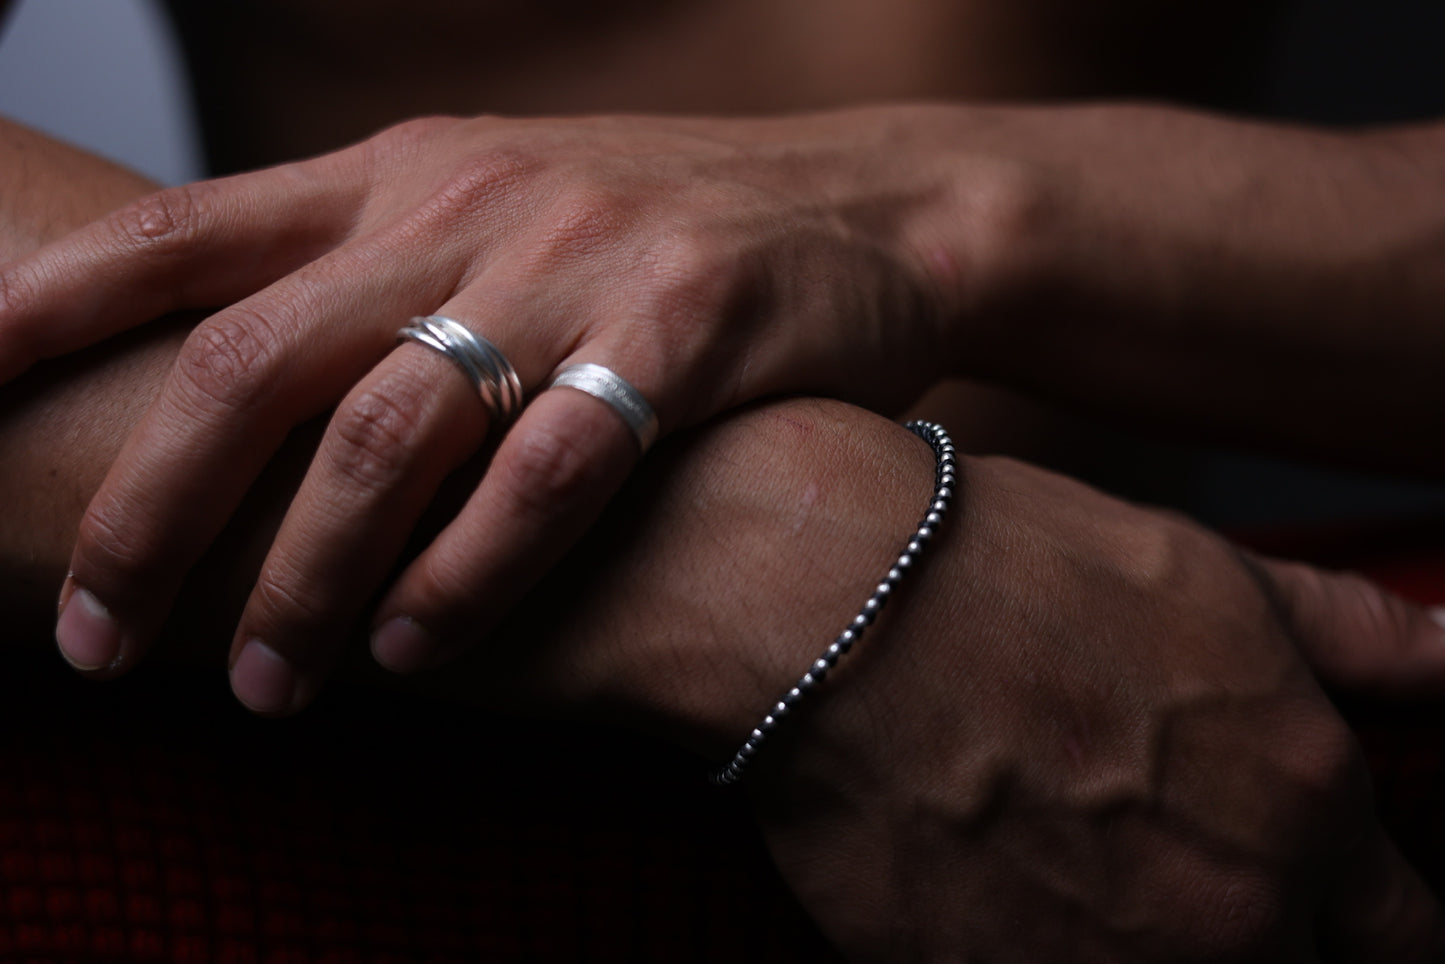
[1253,555,1445,697]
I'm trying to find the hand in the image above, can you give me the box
[0,109,986,710]
[473,400,1445,961]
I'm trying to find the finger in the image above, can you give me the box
[0,163,362,383]
[369,355,655,673]
[1255,556,1445,697]
[225,341,493,715]
[54,237,460,678]
[1319,825,1445,962]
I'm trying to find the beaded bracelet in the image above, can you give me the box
[710,420,955,786]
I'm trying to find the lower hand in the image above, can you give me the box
[509,400,1445,962]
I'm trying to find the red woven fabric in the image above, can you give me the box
[0,658,838,962]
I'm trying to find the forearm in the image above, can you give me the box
[904,103,1445,471]
[0,117,172,627]
[0,116,158,260]
[0,320,225,638]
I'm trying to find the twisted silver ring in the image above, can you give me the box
[549,363,659,452]
[396,315,524,428]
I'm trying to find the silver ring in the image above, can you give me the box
[549,363,659,452]
[396,315,524,428]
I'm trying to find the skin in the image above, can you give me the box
[9,285,1445,964]
[3,115,1445,961]
[5,7,1445,959]
[0,0,1323,717]
[156,0,1284,175]
[4,106,1445,720]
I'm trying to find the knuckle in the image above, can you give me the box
[499,422,606,523]
[327,382,430,490]
[534,185,631,263]
[251,562,332,633]
[1268,558,1328,615]
[74,497,168,593]
[647,225,722,286]
[174,307,285,416]
[1338,571,1415,653]
[1283,711,1365,803]
[952,158,1057,309]
[112,184,204,251]
[1265,706,1371,845]
[374,115,455,154]
[420,148,540,223]
[0,265,30,319]
[1111,518,1249,619]
[641,226,743,321]
[409,552,479,619]
[0,271,37,368]
[1106,516,1200,599]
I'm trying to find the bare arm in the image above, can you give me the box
[3,108,1444,959]
[0,117,157,258]
[0,115,168,629]
[6,105,1443,727]
[900,105,1445,472]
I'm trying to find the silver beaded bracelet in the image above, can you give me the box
[710,420,956,786]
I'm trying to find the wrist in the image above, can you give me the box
[485,398,942,760]
[877,103,1075,381]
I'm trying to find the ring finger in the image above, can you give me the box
[368,326,667,676]
[227,310,559,713]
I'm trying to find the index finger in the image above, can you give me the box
[0,163,359,383]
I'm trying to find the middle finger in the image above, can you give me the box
[55,237,460,676]
[226,312,557,714]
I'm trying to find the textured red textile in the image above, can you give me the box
[0,657,838,962]
[2,519,1442,961]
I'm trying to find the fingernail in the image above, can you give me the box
[231,639,297,714]
[372,616,436,674]
[56,587,124,672]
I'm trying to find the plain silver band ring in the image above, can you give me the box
[549,363,659,452]
[396,315,524,428]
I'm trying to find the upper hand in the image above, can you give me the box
[0,110,975,709]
